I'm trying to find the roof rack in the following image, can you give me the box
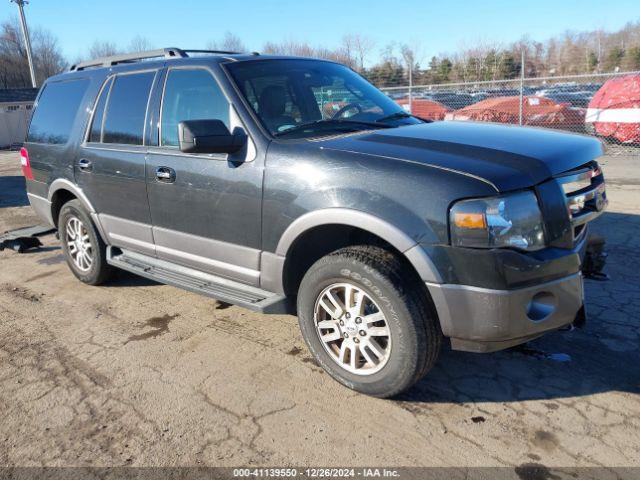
[69,47,258,71]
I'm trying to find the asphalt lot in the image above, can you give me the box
[0,148,638,470]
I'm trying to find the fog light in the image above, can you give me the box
[526,292,557,322]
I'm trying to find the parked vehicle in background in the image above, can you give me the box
[535,83,601,97]
[534,83,601,109]
[586,74,640,144]
[22,48,607,398]
[445,95,586,130]
[485,88,521,98]
[420,92,476,109]
[544,92,592,108]
[386,92,406,100]
[396,98,450,120]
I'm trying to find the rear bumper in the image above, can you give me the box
[427,272,584,352]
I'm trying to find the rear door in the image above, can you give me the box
[145,66,263,285]
[76,69,158,256]
[24,77,91,199]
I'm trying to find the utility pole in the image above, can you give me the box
[518,49,525,126]
[408,62,413,114]
[11,0,37,88]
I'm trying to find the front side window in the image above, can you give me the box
[102,71,155,145]
[161,69,230,147]
[227,59,421,138]
[27,78,90,144]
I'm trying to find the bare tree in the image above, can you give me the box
[0,17,66,88]
[128,35,154,52]
[88,40,120,59]
[342,34,375,71]
[207,32,246,52]
[32,29,66,79]
[399,39,424,87]
[262,39,356,67]
[262,39,313,57]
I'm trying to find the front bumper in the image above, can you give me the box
[427,272,584,352]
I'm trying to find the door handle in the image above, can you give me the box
[155,166,176,183]
[77,158,92,172]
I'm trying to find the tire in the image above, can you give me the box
[58,199,114,285]
[297,245,441,398]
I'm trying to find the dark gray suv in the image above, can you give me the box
[21,48,607,397]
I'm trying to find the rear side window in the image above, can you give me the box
[88,77,113,143]
[102,71,155,145]
[27,78,89,144]
[160,69,229,147]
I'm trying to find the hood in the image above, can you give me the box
[317,121,603,191]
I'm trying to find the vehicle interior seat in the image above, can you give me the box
[258,85,296,133]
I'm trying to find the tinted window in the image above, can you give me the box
[103,71,155,145]
[88,77,113,143]
[161,69,229,147]
[27,79,89,144]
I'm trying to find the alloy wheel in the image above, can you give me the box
[65,216,93,272]
[313,282,391,375]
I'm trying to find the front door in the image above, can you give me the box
[146,67,263,285]
[76,70,158,256]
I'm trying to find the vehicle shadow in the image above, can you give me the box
[400,211,640,404]
[104,270,160,288]
[0,176,29,208]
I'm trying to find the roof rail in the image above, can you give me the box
[69,47,187,71]
[182,49,242,56]
[69,47,259,72]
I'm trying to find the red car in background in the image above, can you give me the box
[445,96,585,130]
[395,98,450,121]
[586,74,640,144]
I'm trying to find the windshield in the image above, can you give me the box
[226,59,421,138]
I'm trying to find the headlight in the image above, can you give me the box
[449,191,546,251]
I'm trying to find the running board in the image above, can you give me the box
[107,247,289,314]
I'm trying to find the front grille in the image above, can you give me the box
[555,161,608,241]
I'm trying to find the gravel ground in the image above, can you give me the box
[0,149,638,471]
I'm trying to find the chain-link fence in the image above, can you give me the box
[377,71,640,155]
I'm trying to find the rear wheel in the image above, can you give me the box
[58,199,114,285]
[297,245,441,398]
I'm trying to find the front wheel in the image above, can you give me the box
[297,246,441,398]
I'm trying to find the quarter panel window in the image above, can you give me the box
[88,77,113,143]
[27,78,89,144]
[103,71,155,145]
[161,69,230,147]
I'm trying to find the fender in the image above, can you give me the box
[264,208,443,292]
[47,179,109,243]
[48,179,96,213]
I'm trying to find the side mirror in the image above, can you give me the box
[178,119,247,154]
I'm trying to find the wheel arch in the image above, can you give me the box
[270,208,443,297]
[48,179,108,242]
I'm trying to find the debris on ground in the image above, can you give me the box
[0,225,54,253]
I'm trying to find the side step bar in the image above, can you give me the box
[107,247,289,314]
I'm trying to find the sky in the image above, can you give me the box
[1,0,638,65]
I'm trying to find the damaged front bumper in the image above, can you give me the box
[422,227,604,353]
[426,272,584,353]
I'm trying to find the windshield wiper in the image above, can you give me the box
[274,118,393,137]
[375,111,413,123]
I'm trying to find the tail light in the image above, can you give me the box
[20,147,33,180]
